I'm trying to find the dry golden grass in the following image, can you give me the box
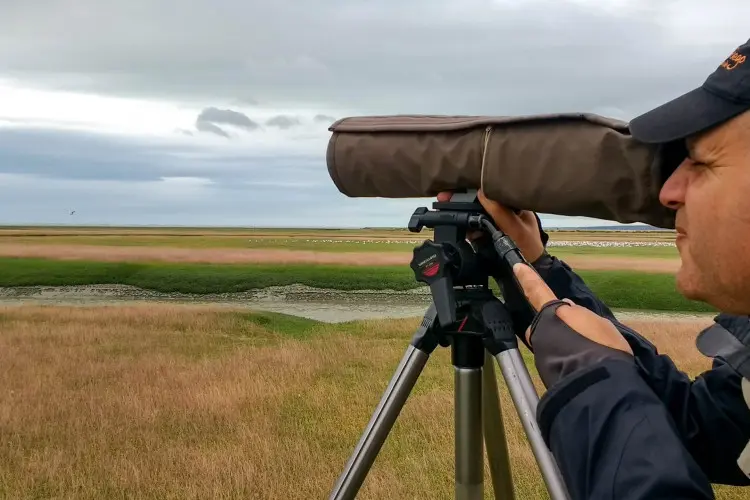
[630,318,714,377]
[0,243,414,265]
[0,304,743,499]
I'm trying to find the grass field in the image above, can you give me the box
[0,304,742,499]
[1,226,739,498]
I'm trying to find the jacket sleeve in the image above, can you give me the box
[524,252,750,486]
[536,357,716,499]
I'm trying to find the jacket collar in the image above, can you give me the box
[696,313,750,380]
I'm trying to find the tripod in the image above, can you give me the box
[328,192,571,500]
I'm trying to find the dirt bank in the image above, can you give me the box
[0,244,680,273]
[0,284,433,323]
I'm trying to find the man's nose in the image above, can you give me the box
[658,160,689,210]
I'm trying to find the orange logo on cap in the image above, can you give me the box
[721,50,746,70]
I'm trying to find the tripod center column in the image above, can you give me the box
[453,335,485,500]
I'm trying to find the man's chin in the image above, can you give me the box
[674,270,703,302]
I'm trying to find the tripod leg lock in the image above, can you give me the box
[410,302,447,353]
[480,299,519,356]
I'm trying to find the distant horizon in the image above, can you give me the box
[0,222,676,232]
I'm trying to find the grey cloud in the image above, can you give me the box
[0,126,640,228]
[1,1,747,116]
[195,120,230,138]
[0,128,172,181]
[0,168,618,228]
[0,127,331,186]
[266,115,300,129]
[0,170,623,228]
[196,107,260,131]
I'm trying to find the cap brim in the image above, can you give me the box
[629,86,750,144]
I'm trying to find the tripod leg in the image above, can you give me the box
[328,344,429,500]
[494,350,571,500]
[453,335,486,500]
[329,304,442,500]
[509,348,542,409]
[481,350,516,500]
[481,298,570,500]
[455,365,483,500]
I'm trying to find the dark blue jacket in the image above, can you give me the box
[527,254,750,499]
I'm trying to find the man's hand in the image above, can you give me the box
[512,262,634,388]
[437,189,545,262]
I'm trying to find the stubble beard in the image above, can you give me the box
[674,238,706,303]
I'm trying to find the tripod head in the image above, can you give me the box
[409,191,490,326]
[408,190,538,344]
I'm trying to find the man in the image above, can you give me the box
[440,38,750,499]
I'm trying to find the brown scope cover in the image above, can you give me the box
[326,113,681,229]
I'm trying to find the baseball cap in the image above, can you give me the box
[629,38,750,144]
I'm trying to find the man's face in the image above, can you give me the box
[659,110,750,314]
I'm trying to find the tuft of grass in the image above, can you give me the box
[238,311,322,339]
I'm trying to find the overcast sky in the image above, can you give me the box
[1,0,748,228]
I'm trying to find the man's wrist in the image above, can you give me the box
[531,249,554,274]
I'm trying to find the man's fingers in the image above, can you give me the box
[436,191,452,202]
[477,190,522,228]
[518,210,540,226]
[512,262,558,311]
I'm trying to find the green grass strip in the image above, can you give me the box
[0,258,416,293]
[0,257,715,313]
[575,270,715,313]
